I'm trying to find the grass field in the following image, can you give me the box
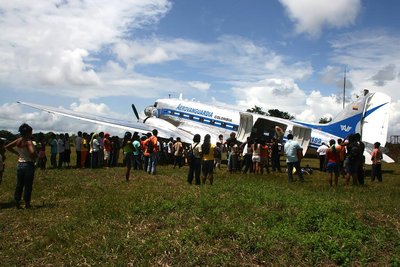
[1,152,399,266]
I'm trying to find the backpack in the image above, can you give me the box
[213,146,221,158]
[188,143,199,160]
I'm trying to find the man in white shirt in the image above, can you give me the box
[317,142,329,172]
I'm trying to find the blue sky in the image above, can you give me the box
[1,0,400,136]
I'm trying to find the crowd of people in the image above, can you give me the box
[314,133,383,186]
[1,122,385,209]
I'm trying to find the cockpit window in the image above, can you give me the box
[154,102,158,107]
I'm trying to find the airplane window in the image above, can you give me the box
[154,102,158,107]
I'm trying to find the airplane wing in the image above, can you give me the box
[18,101,194,143]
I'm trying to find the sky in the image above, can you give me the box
[1,0,400,138]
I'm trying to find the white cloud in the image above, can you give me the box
[329,31,400,100]
[232,81,343,124]
[326,30,400,136]
[187,81,210,91]
[0,0,171,93]
[296,91,342,122]
[371,64,397,86]
[279,0,361,37]
[233,78,307,115]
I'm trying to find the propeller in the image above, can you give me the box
[131,104,140,122]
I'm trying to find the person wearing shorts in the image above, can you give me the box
[326,139,339,186]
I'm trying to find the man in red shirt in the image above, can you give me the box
[144,129,159,175]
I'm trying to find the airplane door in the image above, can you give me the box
[292,126,311,155]
[237,112,253,142]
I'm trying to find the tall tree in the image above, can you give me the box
[246,105,267,115]
[246,106,295,120]
[267,109,295,120]
[319,117,332,124]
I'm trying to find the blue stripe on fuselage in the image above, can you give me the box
[159,108,239,131]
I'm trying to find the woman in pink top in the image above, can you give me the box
[6,123,37,209]
[325,139,339,186]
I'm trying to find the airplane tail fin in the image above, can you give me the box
[358,92,391,146]
[313,91,391,145]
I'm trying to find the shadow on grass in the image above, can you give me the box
[0,201,15,209]
[0,201,57,210]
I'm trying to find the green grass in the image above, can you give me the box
[1,154,399,266]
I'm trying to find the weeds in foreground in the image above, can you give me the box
[0,155,399,266]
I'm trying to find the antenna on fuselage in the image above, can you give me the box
[179,93,183,100]
[342,66,347,109]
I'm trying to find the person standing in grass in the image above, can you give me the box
[142,133,151,172]
[270,137,282,173]
[110,135,121,167]
[252,139,261,174]
[173,137,184,168]
[90,133,100,169]
[284,134,304,183]
[326,139,339,186]
[144,129,159,175]
[370,142,383,182]
[36,132,47,170]
[75,131,82,168]
[241,137,253,174]
[201,134,215,185]
[260,138,270,175]
[187,134,202,185]
[317,142,329,172]
[345,134,360,186]
[6,123,37,209]
[81,132,89,168]
[50,133,58,168]
[98,132,104,167]
[103,133,111,167]
[57,133,65,168]
[132,133,142,170]
[122,132,134,181]
[336,138,346,179]
[64,133,71,168]
[213,141,222,171]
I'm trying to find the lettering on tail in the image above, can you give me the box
[340,125,352,132]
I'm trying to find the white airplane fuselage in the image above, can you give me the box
[146,98,337,154]
[145,91,392,164]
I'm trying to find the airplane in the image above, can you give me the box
[18,89,394,164]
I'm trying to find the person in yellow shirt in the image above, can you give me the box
[81,132,89,168]
[201,134,215,185]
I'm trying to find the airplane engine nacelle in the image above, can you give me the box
[143,117,193,143]
[144,106,158,117]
